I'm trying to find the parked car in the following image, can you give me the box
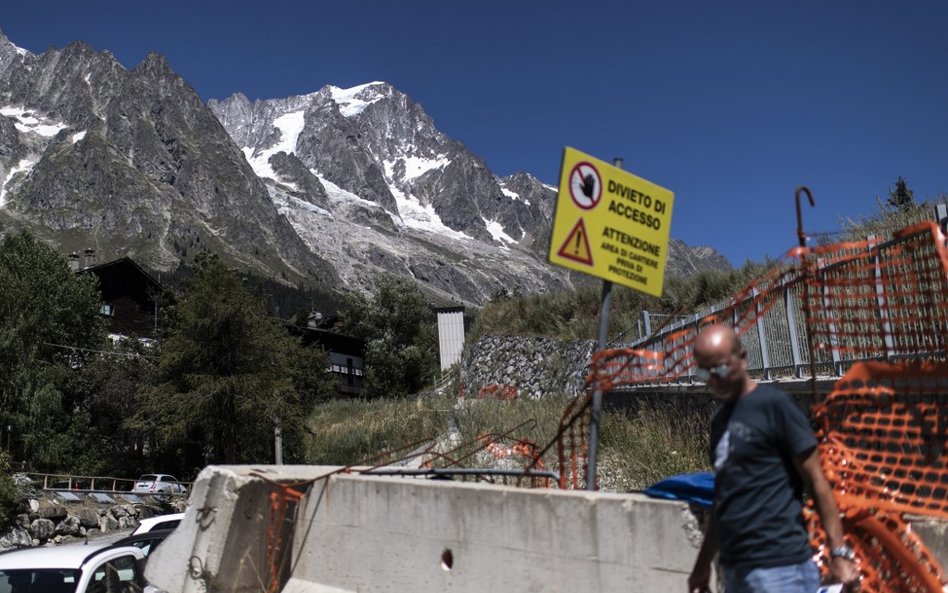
[108,529,174,557]
[130,513,184,536]
[0,542,145,593]
[131,474,187,495]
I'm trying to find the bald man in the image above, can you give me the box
[687,324,859,593]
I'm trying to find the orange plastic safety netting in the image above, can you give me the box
[550,220,948,590]
[807,360,948,592]
[583,221,948,394]
[815,361,948,519]
[805,504,945,593]
[799,222,948,367]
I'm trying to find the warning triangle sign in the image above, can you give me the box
[557,218,593,266]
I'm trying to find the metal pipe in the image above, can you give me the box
[795,186,815,248]
[586,157,624,491]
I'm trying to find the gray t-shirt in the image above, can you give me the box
[709,384,817,568]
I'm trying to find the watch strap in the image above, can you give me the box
[830,545,855,561]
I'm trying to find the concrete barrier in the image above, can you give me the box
[146,465,703,592]
[146,466,948,592]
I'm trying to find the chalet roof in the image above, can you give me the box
[80,256,163,292]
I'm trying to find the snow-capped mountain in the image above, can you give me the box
[0,31,730,306]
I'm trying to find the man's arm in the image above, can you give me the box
[688,508,717,593]
[794,449,860,587]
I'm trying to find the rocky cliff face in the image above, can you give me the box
[0,32,335,284]
[0,30,730,306]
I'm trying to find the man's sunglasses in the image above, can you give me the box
[696,362,731,382]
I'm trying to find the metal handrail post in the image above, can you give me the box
[753,287,772,380]
[784,281,803,378]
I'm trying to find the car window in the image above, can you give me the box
[151,520,180,531]
[89,555,140,593]
[137,475,157,482]
[0,570,80,593]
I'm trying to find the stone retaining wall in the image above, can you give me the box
[459,335,595,399]
[0,482,186,549]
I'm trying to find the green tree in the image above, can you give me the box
[135,255,317,475]
[339,275,438,398]
[63,340,158,477]
[0,451,22,529]
[887,176,916,211]
[0,231,105,468]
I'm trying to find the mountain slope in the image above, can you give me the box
[0,32,336,284]
[0,31,730,306]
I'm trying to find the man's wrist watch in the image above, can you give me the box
[830,545,856,561]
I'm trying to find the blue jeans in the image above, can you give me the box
[724,559,820,593]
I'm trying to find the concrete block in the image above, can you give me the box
[145,465,948,593]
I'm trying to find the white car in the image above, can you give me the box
[130,512,184,536]
[0,542,145,593]
[131,474,187,495]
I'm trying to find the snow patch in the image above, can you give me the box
[390,184,470,239]
[384,153,449,183]
[501,187,520,199]
[500,185,530,206]
[402,154,449,181]
[0,158,37,207]
[315,173,373,205]
[483,218,518,246]
[240,109,305,181]
[317,164,467,239]
[329,82,386,117]
[287,195,331,217]
[71,130,87,144]
[273,111,306,153]
[0,106,67,137]
[13,44,29,57]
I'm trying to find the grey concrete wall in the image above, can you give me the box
[146,465,702,593]
[146,466,948,593]
[289,473,702,593]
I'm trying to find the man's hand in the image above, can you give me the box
[687,561,712,593]
[830,557,861,591]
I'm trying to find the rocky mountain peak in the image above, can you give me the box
[0,31,732,308]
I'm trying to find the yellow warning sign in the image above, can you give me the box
[557,218,593,265]
[548,147,675,297]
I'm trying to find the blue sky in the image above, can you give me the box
[3,1,947,266]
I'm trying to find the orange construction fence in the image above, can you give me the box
[551,221,948,592]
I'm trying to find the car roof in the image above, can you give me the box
[0,542,145,570]
[131,512,185,535]
[110,529,174,548]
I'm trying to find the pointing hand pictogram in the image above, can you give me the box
[580,174,596,199]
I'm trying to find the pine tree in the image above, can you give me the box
[137,254,318,471]
[887,176,915,211]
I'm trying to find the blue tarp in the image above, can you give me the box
[643,472,714,507]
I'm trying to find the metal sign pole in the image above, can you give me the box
[585,157,623,491]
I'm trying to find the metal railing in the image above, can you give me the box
[23,472,190,495]
[617,204,948,386]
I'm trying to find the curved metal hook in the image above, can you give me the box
[795,186,816,248]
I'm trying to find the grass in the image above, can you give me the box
[303,393,711,492]
[599,405,710,492]
[306,397,452,465]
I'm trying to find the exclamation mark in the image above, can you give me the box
[574,229,583,254]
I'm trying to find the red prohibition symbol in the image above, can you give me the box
[568,161,602,210]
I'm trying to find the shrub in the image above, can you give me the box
[0,452,22,529]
